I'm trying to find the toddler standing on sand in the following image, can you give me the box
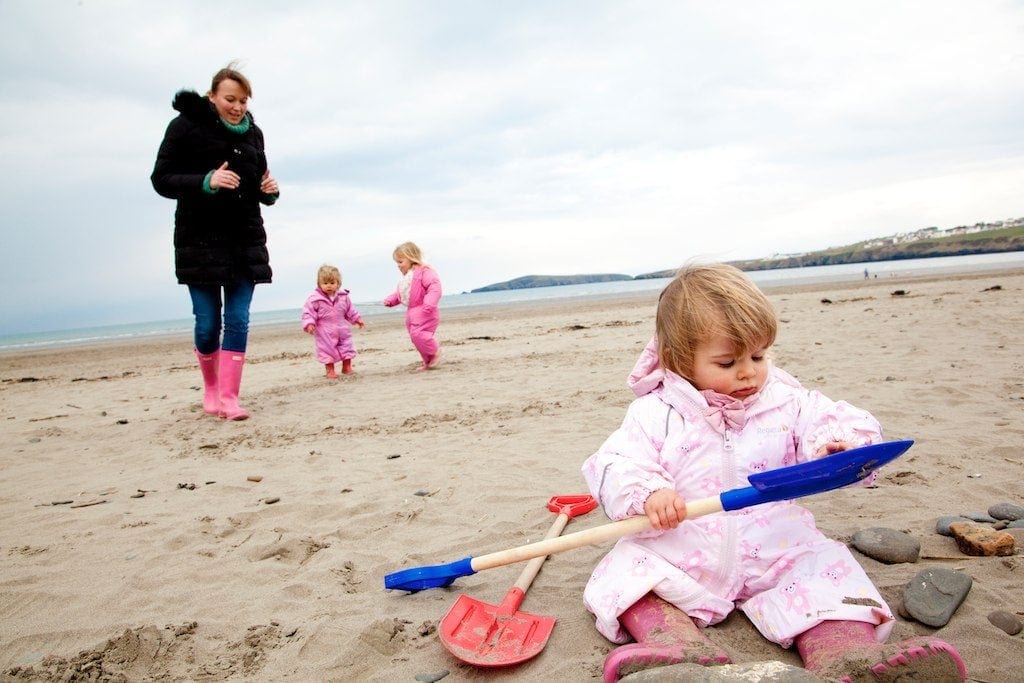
[383,242,443,371]
[302,264,364,378]
[582,264,965,682]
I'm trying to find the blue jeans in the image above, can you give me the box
[188,279,255,354]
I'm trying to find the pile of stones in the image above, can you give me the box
[849,501,1022,636]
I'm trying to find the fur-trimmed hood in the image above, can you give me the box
[171,89,257,126]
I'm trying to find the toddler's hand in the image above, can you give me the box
[304,324,315,334]
[357,321,365,329]
[644,488,687,531]
[815,440,855,457]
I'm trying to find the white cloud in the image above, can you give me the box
[1,1,1022,335]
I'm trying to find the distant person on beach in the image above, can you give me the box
[581,264,965,682]
[383,242,443,371]
[151,61,279,420]
[302,264,364,378]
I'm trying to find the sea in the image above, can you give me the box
[3,251,1022,353]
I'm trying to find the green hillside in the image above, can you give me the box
[637,224,1024,279]
[470,220,1024,290]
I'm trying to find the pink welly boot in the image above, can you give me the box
[195,349,220,415]
[603,593,730,683]
[217,350,250,421]
[796,620,966,682]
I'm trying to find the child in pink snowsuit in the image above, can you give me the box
[383,242,442,371]
[583,264,965,682]
[302,264,364,378]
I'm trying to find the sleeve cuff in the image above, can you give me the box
[202,172,218,194]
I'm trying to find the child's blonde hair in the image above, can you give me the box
[317,264,341,286]
[656,263,777,379]
[393,241,424,266]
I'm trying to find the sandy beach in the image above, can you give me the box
[1,268,1022,682]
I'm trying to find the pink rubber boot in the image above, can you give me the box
[195,349,220,415]
[796,620,966,682]
[325,362,338,379]
[217,350,250,421]
[603,593,730,683]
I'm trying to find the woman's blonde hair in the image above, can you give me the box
[656,263,777,378]
[393,241,424,265]
[317,264,341,286]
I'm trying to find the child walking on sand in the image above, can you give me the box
[383,242,442,371]
[582,264,965,682]
[302,264,364,378]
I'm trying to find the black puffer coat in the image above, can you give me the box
[151,90,276,285]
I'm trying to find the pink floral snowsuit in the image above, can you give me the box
[581,339,895,648]
[383,265,442,364]
[301,288,363,363]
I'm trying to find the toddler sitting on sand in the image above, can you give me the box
[582,264,966,682]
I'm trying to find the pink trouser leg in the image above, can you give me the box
[602,593,729,683]
[796,620,966,682]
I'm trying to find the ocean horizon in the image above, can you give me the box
[2,251,1022,353]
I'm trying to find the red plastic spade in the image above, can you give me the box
[438,494,597,667]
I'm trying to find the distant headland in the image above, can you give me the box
[471,217,1024,292]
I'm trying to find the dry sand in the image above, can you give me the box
[1,268,1022,681]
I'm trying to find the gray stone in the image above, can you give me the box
[988,610,1023,636]
[961,511,997,523]
[619,661,819,682]
[851,527,920,563]
[935,516,972,536]
[1009,519,1024,529]
[902,567,972,627]
[988,502,1024,521]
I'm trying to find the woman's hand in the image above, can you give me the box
[209,162,240,190]
[261,168,279,194]
[644,488,687,531]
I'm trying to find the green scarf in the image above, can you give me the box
[219,113,251,134]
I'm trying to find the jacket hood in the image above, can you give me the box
[171,89,257,125]
[308,287,351,304]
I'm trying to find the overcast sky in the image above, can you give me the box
[1,1,1022,336]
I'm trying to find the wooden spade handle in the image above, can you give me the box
[510,512,571,593]
[474,495,724,573]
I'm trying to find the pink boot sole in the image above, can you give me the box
[603,642,730,683]
[836,637,966,682]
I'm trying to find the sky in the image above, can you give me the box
[1,1,1022,336]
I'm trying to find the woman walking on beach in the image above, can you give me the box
[583,264,965,682]
[383,242,443,371]
[151,62,279,420]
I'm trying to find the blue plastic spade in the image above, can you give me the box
[384,439,913,591]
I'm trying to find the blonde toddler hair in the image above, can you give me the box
[656,263,777,379]
[393,241,424,266]
[317,264,341,286]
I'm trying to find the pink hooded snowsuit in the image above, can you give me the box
[581,338,895,648]
[301,288,363,363]
[383,265,442,364]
